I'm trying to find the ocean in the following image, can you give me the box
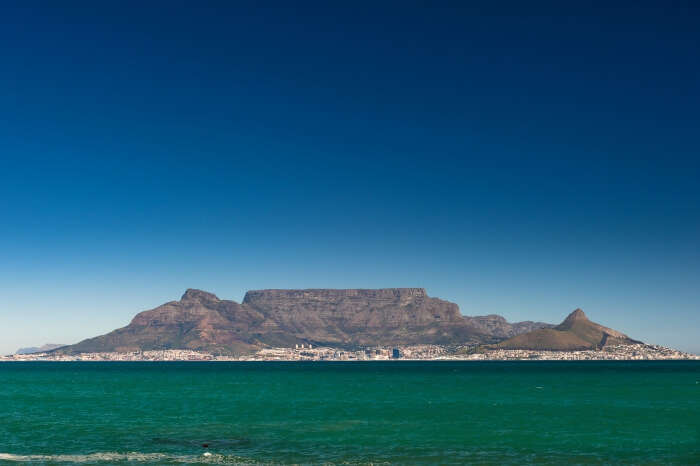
[0,361,698,465]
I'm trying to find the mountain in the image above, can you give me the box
[58,288,552,355]
[494,309,641,350]
[16,343,66,355]
[466,315,555,339]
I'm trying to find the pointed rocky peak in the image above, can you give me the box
[181,289,219,303]
[557,308,588,329]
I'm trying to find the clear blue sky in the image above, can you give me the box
[1,1,698,354]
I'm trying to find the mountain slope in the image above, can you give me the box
[63,289,265,354]
[465,315,555,339]
[16,343,66,355]
[59,288,552,355]
[494,309,641,350]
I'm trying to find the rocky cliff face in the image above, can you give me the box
[241,288,475,347]
[60,288,553,355]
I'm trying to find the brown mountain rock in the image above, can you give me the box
[60,288,554,355]
[465,314,555,339]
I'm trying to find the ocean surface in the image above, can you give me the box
[0,361,698,465]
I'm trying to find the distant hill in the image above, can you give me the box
[56,289,552,355]
[468,315,555,339]
[494,309,641,350]
[16,344,66,355]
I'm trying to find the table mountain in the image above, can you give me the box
[494,309,641,350]
[59,288,553,355]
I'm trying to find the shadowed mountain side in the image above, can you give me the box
[465,315,555,339]
[58,289,553,355]
[494,309,641,351]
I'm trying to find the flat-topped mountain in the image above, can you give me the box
[494,309,641,351]
[58,288,552,355]
[243,288,429,304]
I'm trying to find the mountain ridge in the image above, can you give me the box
[58,288,554,355]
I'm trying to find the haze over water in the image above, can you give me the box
[1,361,698,464]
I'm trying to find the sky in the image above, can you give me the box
[1,1,698,355]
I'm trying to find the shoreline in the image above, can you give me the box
[2,358,699,362]
[2,343,698,362]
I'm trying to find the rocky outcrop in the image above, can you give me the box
[59,288,554,355]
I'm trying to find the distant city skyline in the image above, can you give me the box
[1,2,698,354]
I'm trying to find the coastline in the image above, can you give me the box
[2,343,697,362]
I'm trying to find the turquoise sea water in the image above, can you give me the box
[0,361,698,465]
